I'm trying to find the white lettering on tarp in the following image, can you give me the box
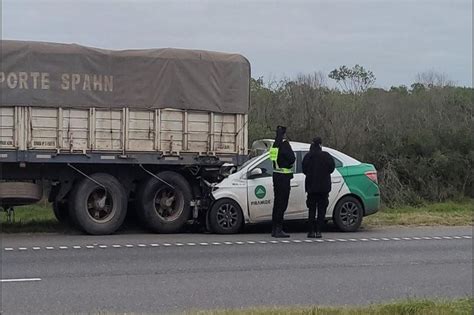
[93,75,102,91]
[41,73,50,90]
[61,73,70,90]
[0,72,113,92]
[104,75,113,92]
[31,72,40,89]
[83,74,91,91]
[19,72,28,89]
[7,73,18,88]
[71,73,80,90]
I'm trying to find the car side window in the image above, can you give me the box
[299,150,343,170]
[252,158,273,177]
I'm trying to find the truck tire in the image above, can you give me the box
[68,173,127,235]
[0,182,42,206]
[136,171,192,233]
[53,200,70,224]
[209,198,244,234]
[333,196,363,232]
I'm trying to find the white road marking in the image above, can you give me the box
[3,234,470,252]
[1,278,41,283]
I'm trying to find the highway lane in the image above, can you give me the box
[0,227,472,314]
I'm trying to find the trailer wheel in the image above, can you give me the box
[136,171,192,233]
[68,173,127,235]
[53,200,70,224]
[209,199,244,234]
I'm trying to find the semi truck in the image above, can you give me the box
[0,40,250,235]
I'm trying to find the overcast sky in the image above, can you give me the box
[2,0,472,88]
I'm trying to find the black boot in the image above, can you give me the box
[315,226,322,239]
[271,224,277,237]
[307,221,316,238]
[273,224,290,238]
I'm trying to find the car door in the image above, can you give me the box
[247,156,275,222]
[284,151,307,220]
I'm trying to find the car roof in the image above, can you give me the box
[251,139,361,166]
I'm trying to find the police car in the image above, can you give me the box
[208,140,380,234]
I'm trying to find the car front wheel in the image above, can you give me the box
[209,199,244,234]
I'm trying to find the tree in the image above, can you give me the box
[415,70,454,88]
[328,64,376,94]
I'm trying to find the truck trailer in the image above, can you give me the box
[0,40,250,235]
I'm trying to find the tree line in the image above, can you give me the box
[248,66,474,206]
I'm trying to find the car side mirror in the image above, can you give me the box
[248,168,263,179]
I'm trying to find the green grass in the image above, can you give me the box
[0,202,63,233]
[364,200,473,227]
[1,200,472,233]
[184,298,474,315]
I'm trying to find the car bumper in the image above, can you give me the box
[364,194,380,216]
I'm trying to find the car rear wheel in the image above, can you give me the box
[209,199,244,234]
[333,196,363,232]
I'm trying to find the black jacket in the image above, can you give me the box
[276,140,296,170]
[302,145,336,193]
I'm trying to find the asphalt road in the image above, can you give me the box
[0,226,472,314]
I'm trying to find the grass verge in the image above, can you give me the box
[1,200,472,233]
[364,200,473,227]
[185,298,473,315]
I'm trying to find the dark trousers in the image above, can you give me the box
[272,173,292,227]
[307,193,329,232]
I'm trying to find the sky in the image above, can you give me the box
[2,0,472,88]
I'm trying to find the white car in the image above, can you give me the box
[208,140,380,234]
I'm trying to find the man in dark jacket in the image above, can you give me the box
[302,137,335,238]
[270,126,295,238]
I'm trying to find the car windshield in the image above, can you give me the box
[237,154,264,171]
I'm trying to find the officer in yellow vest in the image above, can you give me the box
[269,126,295,238]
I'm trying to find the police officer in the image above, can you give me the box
[302,137,335,238]
[269,126,295,238]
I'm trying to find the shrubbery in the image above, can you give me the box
[249,72,474,206]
